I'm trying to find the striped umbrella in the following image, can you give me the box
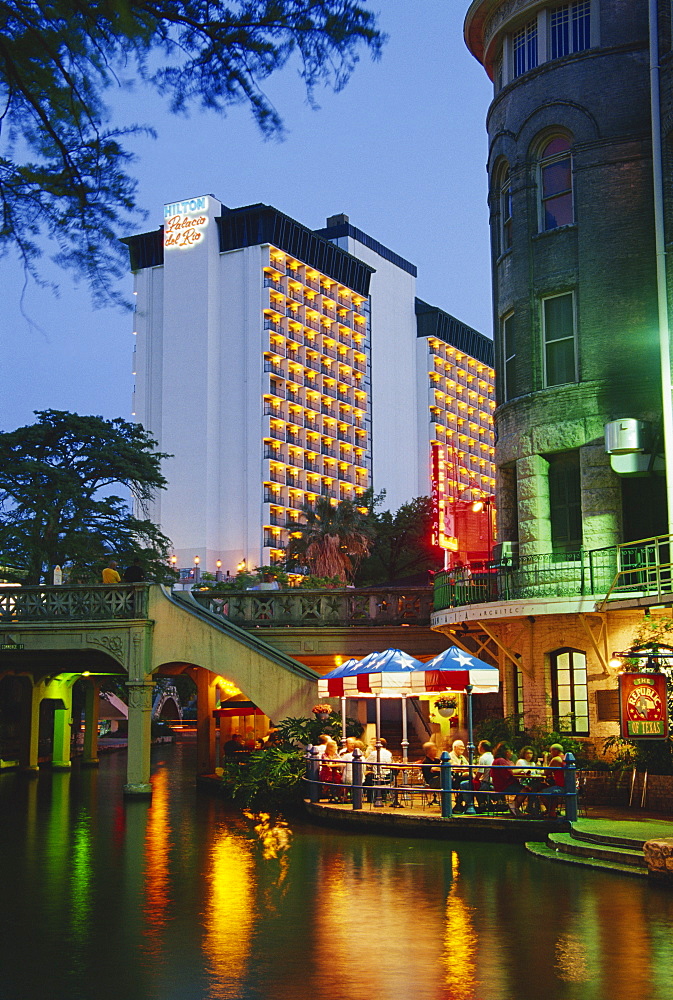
[318,646,500,765]
[318,647,499,697]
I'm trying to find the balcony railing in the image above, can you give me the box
[192,587,434,627]
[432,535,673,611]
[0,585,149,621]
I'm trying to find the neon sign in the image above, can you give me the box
[164,197,209,250]
[431,444,455,550]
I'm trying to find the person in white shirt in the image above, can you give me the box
[457,739,494,813]
[364,737,394,800]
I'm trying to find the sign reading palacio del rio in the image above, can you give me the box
[164,197,209,249]
[619,672,669,739]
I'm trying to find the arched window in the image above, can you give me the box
[539,136,573,231]
[499,166,513,254]
[550,648,589,734]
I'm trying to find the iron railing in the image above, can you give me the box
[303,750,578,821]
[433,534,673,611]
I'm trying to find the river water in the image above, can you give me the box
[1,741,672,1000]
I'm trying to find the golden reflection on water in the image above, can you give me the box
[442,852,478,999]
[203,822,255,997]
[142,764,171,954]
[314,845,447,995]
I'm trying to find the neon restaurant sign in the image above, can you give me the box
[164,197,209,249]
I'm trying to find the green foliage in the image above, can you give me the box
[285,492,378,581]
[0,409,173,583]
[0,0,384,302]
[274,714,363,748]
[221,747,306,811]
[219,713,363,810]
[358,495,444,584]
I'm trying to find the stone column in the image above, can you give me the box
[580,444,622,550]
[516,454,552,557]
[19,678,45,774]
[124,680,154,797]
[196,668,217,775]
[47,675,80,770]
[82,678,102,767]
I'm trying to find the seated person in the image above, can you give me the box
[449,739,470,811]
[458,739,494,811]
[491,742,529,817]
[319,739,345,801]
[223,733,247,758]
[364,738,394,800]
[540,743,566,818]
[420,741,442,796]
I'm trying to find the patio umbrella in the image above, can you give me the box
[421,645,500,695]
[321,657,359,742]
[318,646,499,767]
[319,649,426,763]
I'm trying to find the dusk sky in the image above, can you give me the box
[0,2,493,432]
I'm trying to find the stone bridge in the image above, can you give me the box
[0,584,319,796]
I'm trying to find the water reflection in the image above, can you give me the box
[1,745,673,1000]
[203,820,254,996]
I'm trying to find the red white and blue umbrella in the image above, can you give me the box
[422,646,500,695]
[318,646,499,698]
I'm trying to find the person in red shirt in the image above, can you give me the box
[491,742,529,817]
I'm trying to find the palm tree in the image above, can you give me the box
[286,495,376,582]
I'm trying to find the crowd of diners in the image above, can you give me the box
[313,733,569,818]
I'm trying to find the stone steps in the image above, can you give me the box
[526,840,647,878]
[526,826,648,876]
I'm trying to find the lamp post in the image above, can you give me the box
[216,559,222,582]
[194,555,201,584]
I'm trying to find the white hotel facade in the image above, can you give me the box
[125,195,495,574]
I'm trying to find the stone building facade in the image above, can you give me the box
[430,2,673,749]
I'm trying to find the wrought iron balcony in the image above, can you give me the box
[432,534,673,611]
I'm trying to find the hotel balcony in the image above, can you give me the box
[432,534,673,614]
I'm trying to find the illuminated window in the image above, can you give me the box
[539,136,573,231]
[550,648,589,734]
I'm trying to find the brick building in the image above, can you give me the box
[431,1,673,747]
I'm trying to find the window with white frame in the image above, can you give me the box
[539,135,573,231]
[502,312,516,401]
[550,2,591,59]
[551,648,589,734]
[513,18,538,78]
[543,291,576,386]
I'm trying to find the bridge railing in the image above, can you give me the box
[0,584,149,622]
[190,587,434,627]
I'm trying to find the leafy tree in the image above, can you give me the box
[285,493,376,582]
[0,409,172,583]
[0,0,384,302]
[358,495,444,584]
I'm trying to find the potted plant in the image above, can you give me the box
[434,696,457,718]
[312,703,332,721]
